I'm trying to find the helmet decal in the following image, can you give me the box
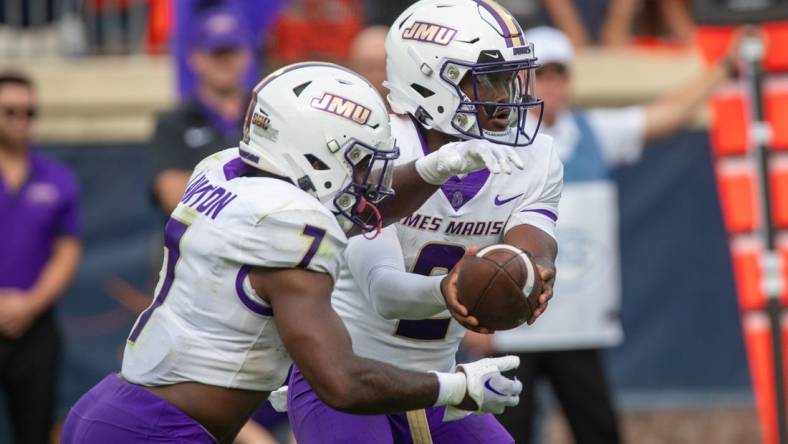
[402,21,457,46]
[473,0,525,48]
[311,93,372,126]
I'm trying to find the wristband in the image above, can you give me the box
[430,371,467,406]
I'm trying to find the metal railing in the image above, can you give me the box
[0,0,149,58]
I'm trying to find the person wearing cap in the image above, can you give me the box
[463,26,736,444]
[151,6,253,215]
[0,71,82,444]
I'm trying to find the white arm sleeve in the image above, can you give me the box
[345,227,447,320]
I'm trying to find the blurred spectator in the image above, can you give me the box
[348,25,388,99]
[534,0,696,48]
[84,0,148,54]
[463,26,736,444]
[266,0,363,69]
[0,71,82,444]
[150,6,249,215]
[537,0,613,47]
[628,0,695,47]
[174,0,284,98]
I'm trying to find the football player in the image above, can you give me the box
[286,1,563,443]
[61,62,529,444]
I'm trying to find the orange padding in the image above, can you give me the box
[764,23,788,73]
[710,89,749,156]
[696,26,736,66]
[716,159,759,233]
[744,312,779,444]
[710,83,788,156]
[697,23,788,73]
[773,157,788,229]
[766,84,788,151]
[146,0,171,55]
[730,235,788,311]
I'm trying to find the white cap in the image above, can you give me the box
[526,26,575,67]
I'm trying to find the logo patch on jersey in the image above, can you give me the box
[310,93,371,125]
[494,193,523,206]
[402,21,457,46]
[451,190,464,208]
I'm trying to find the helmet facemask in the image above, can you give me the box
[332,138,398,236]
[441,55,543,147]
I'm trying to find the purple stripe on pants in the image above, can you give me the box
[287,365,514,444]
[61,374,216,443]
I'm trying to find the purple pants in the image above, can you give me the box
[287,365,514,444]
[61,374,216,443]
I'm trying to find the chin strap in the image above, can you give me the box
[356,198,383,240]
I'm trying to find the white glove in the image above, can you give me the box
[269,385,289,412]
[454,356,522,419]
[415,139,525,185]
[433,355,522,421]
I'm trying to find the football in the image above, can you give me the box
[455,244,542,331]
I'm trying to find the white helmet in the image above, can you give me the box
[385,0,543,146]
[239,62,399,234]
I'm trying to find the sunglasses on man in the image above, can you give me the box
[1,106,37,120]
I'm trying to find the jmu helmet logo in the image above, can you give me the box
[402,21,457,46]
[311,93,371,125]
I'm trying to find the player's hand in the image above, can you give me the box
[527,261,555,325]
[415,140,525,185]
[453,356,521,414]
[0,292,39,339]
[446,139,525,175]
[440,247,493,334]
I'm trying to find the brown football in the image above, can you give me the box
[455,244,542,331]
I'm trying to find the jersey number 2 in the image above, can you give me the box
[128,218,189,343]
[394,243,465,341]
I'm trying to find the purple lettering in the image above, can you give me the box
[208,192,238,219]
[197,188,226,213]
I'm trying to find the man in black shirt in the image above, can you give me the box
[150,6,252,214]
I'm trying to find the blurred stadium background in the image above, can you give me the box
[0,0,783,443]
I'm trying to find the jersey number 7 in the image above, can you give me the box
[128,217,189,344]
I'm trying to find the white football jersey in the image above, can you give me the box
[332,115,563,372]
[122,148,346,391]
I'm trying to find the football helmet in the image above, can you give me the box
[385,0,543,146]
[239,62,398,234]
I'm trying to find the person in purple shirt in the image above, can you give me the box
[151,6,253,215]
[0,72,82,444]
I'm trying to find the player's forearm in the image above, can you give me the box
[327,357,442,414]
[28,237,82,315]
[644,62,728,142]
[504,224,557,269]
[366,266,446,320]
[380,162,439,226]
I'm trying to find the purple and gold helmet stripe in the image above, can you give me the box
[473,0,525,48]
